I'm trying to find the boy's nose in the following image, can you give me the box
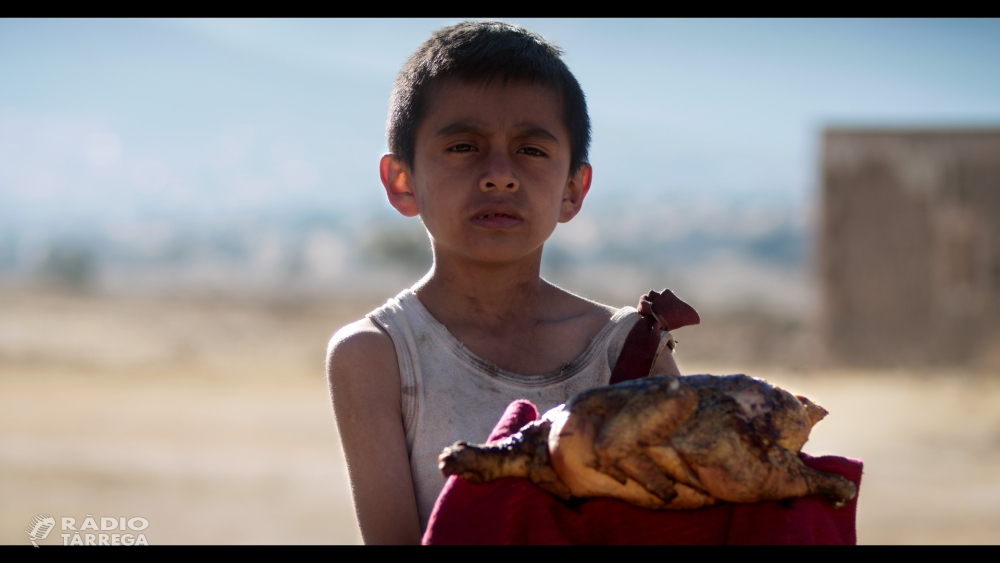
[480,153,519,193]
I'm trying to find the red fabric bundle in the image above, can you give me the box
[422,399,862,545]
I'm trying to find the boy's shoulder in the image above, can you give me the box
[327,316,391,353]
[542,283,619,328]
[326,317,398,388]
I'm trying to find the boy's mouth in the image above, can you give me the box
[471,211,523,228]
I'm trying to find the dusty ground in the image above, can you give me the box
[1,287,999,544]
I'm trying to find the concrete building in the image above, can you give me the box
[821,129,1000,367]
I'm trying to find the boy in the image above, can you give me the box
[326,21,680,544]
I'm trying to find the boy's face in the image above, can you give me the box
[381,78,591,266]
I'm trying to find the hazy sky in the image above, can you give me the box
[2,18,999,228]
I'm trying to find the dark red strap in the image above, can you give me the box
[609,289,700,385]
[609,315,659,385]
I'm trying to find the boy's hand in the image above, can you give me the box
[327,318,422,544]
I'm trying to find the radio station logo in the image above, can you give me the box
[25,514,149,546]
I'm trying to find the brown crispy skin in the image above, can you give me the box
[439,374,857,509]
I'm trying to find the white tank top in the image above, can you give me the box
[367,288,645,531]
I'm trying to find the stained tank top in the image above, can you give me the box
[366,287,650,531]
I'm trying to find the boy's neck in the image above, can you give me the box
[410,244,614,375]
[413,247,555,333]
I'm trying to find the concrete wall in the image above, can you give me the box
[821,129,1000,367]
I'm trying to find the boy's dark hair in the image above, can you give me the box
[388,21,591,175]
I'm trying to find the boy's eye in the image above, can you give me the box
[448,144,476,153]
[519,147,546,157]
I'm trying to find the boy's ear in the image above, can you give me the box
[558,163,592,223]
[380,154,420,218]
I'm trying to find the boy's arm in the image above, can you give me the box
[326,318,422,545]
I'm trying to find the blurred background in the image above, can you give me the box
[2,18,999,544]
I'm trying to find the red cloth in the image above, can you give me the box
[422,399,863,545]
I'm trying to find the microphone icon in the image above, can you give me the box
[25,514,56,547]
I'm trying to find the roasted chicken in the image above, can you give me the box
[440,374,856,509]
